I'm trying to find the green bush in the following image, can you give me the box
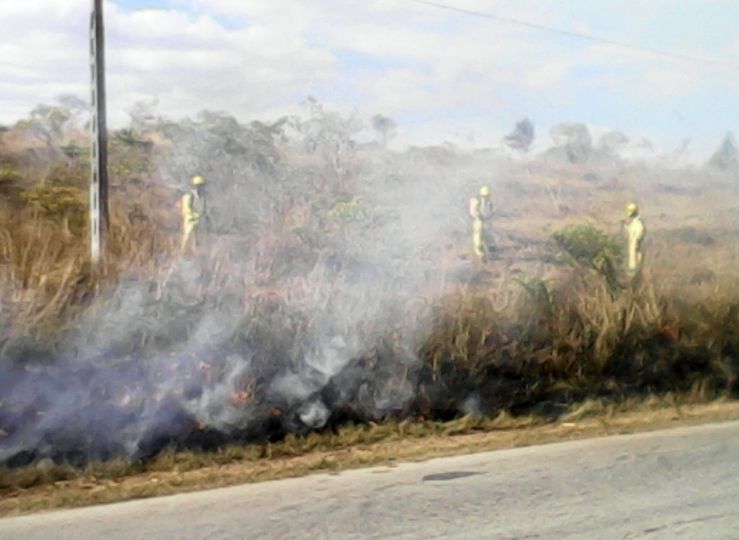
[553,223,623,291]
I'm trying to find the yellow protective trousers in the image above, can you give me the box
[625,217,645,277]
[472,218,489,260]
[180,190,204,255]
[180,219,199,255]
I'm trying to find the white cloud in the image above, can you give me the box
[0,0,736,155]
[643,68,700,98]
[523,61,569,90]
[0,0,335,126]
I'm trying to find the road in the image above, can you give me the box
[1,421,738,539]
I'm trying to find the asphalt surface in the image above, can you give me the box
[1,421,738,539]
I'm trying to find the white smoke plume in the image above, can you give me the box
[2,98,735,468]
[0,101,508,466]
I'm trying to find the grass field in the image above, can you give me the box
[0,102,738,486]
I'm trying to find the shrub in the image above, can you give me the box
[553,223,623,291]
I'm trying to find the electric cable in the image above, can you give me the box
[407,0,739,71]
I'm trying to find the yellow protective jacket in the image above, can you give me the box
[181,189,205,225]
[469,196,494,221]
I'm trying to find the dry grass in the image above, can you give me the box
[1,106,739,499]
[1,396,738,517]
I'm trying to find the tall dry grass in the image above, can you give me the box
[2,157,738,422]
[419,272,739,419]
[1,107,738,467]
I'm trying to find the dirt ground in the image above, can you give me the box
[2,398,739,518]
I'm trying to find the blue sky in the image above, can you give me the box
[1,0,737,159]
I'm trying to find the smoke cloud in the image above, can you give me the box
[1,98,736,468]
[0,100,505,466]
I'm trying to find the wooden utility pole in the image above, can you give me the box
[89,0,109,263]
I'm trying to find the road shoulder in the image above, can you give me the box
[2,398,739,518]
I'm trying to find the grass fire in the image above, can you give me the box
[1,97,738,481]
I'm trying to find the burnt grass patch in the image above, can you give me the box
[2,100,739,476]
[2,278,738,470]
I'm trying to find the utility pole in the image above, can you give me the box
[89,0,109,264]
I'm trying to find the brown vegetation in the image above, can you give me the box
[0,100,738,475]
[2,398,739,517]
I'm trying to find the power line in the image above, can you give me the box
[408,0,739,71]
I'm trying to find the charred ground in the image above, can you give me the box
[1,100,738,469]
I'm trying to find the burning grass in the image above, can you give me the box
[1,101,738,489]
[1,397,739,517]
[2,212,738,470]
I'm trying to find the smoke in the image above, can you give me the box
[2,99,735,468]
[550,123,592,163]
[598,130,629,154]
[0,101,507,467]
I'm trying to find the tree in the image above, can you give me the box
[598,130,629,154]
[708,132,738,171]
[550,123,592,163]
[12,98,88,163]
[371,114,397,147]
[294,97,363,187]
[16,104,75,147]
[128,99,159,132]
[503,118,534,153]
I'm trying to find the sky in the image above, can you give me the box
[1,0,738,158]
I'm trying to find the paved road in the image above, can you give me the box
[1,422,738,539]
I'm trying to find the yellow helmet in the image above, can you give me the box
[191,175,205,186]
[625,202,639,217]
[479,185,491,197]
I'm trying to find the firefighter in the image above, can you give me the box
[180,175,208,255]
[624,202,646,278]
[469,185,494,261]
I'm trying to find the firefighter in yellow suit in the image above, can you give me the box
[180,175,207,255]
[624,202,646,279]
[469,185,494,261]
